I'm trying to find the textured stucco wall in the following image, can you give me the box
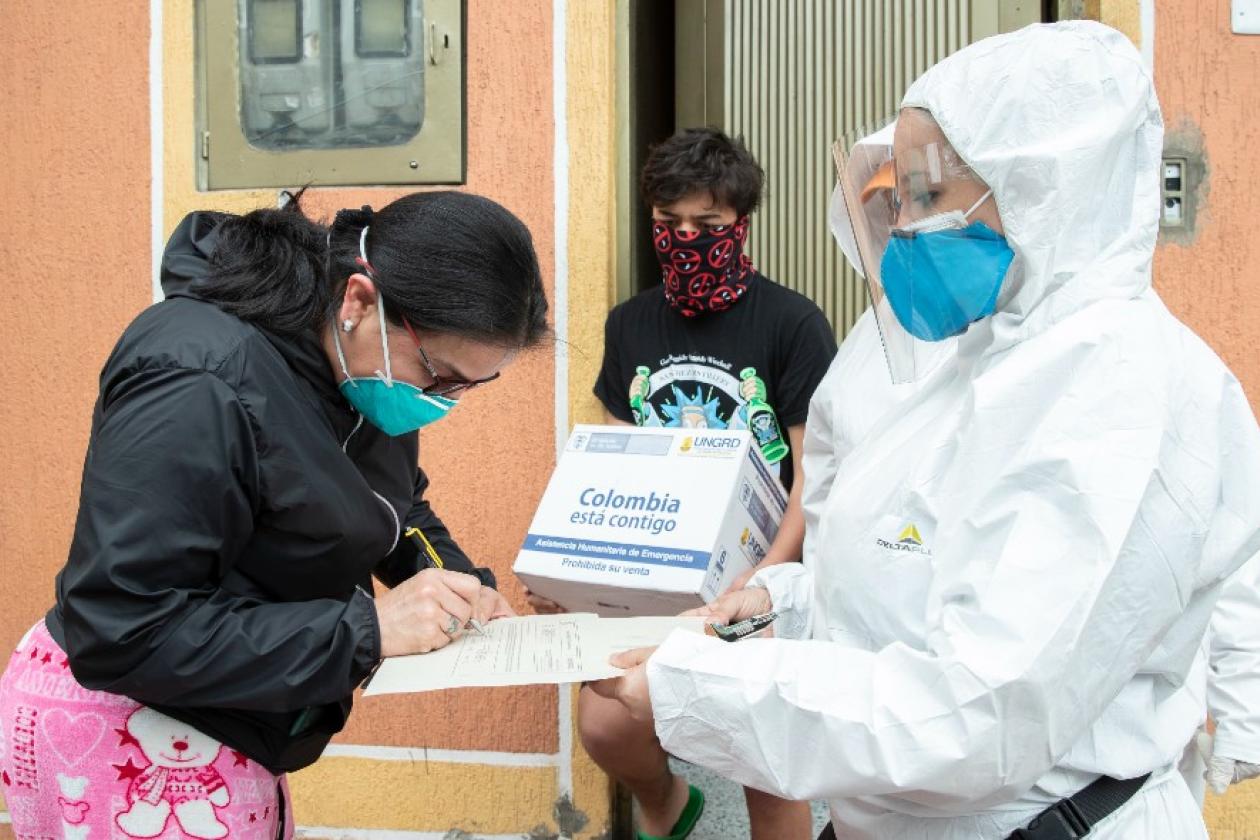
[1151,0,1260,413]
[0,3,152,835]
[0,0,616,836]
[0,1,151,677]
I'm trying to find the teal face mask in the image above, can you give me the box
[333,291,456,437]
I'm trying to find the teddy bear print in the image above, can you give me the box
[114,708,231,839]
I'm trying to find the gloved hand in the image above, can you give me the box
[1206,755,1260,795]
[1199,731,1260,794]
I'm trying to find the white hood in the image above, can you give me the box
[902,21,1164,354]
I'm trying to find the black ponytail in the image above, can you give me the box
[195,188,330,336]
[195,189,549,348]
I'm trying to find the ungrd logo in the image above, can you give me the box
[692,435,741,449]
[679,434,740,458]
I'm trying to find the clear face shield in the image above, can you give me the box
[830,110,1013,383]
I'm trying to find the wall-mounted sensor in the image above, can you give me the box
[1161,158,1188,229]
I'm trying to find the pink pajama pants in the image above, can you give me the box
[0,622,293,840]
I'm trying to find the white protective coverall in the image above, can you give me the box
[645,22,1260,839]
[830,120,1260,808]
[826,313,1260,811]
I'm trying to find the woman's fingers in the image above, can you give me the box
[427,581,475,632]
[483,587,516,620]
[431,568,483,602]
[609,646,655,669]
[469,586,509,626]
[681,604,724,620]
[725,588,773,622]
[686,600,738,624]
[379,569,482,654]
[686,588,773,627]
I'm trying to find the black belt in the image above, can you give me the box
[1006,773,1152,839]
[814,772,1151,840]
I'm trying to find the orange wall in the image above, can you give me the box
[0,4,151,651]
[0,0,559,762]
[1153,0,1260,410]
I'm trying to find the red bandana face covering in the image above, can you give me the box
[653,216,755,317]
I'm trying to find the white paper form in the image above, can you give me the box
[362,613,705,696]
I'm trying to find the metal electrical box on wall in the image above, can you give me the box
[1161,158,1188,228]
[1234,0,1260,34]
[197,0,466,189]
[1158,140,1207,244]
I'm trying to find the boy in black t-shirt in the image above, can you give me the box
[552,129,836,840]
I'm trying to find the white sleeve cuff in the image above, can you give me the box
[1211,732,1260,765]
[747,562,813,640]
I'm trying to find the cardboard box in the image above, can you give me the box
[513,425,787,616]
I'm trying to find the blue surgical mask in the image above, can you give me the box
[332,287,456,437]
[879,189,1014,342]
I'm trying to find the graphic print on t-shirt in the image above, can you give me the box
[627,355,784,478]
[596,275,840,493]
[631,353,759,431]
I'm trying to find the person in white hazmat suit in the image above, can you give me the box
[590,22,1260,839]
[828,119,1260,812]
[819,314,1260,820]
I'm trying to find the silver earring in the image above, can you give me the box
[342,319,354,333]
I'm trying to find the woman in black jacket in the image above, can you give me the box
[0,190,548,839]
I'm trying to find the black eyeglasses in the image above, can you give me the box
[402,318,501,397]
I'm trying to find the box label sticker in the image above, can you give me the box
[523,533,710,571]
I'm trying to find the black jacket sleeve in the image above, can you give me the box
[58,365,380,712]
[373,454,497,590]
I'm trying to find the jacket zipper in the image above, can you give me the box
[371,490,401,555]
[342,413,401,556]
[341,414,365,452]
